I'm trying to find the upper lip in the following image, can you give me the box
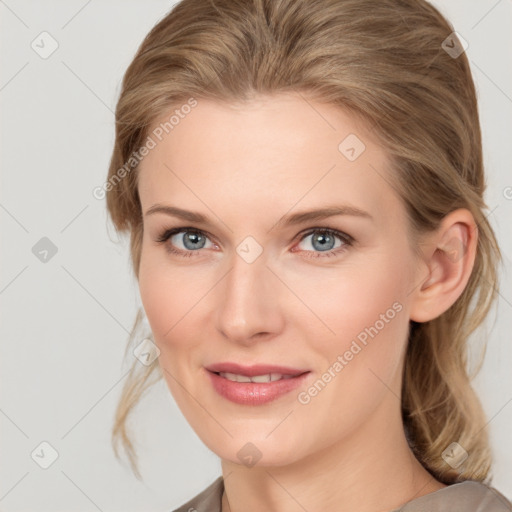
[205,362,310,377]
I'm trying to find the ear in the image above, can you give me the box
[409,208,478,323]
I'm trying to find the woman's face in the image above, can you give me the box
[137,93,423,466]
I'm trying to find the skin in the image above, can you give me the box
[137,92,478,512]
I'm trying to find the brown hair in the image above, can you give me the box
[105,0,501,483]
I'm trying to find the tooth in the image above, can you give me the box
[218,372,291,383]
[220,372,239,382]
[250,374,272,383]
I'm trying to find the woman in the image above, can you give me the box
[106,0,512,510]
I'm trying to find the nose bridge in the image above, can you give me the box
[215,247,282,343]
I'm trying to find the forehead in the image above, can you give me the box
[137,93,401,227]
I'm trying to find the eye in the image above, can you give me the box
[292,228,353,259]
[155,226,353,259]
[156,227,216,258]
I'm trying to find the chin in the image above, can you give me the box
[203,434,307,469]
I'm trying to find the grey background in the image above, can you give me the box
[1,1,511,510]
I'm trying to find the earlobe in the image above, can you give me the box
[409,209,477,323]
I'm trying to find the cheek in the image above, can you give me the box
[290,255,408,337]
[299,257,411,420]
[138,246,218,368]
[291,254,411,385]
[138,249,193,350]
[138,259,172,343]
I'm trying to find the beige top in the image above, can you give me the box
[172,476,512,512]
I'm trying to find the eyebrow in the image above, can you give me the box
[144,204,373,229]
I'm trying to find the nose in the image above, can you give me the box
[215,249,284,345]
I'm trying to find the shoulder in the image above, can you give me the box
[170,476,224,512]
[397,480,512,512]
[168,477,512,512]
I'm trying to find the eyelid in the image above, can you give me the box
[294,226,354,244]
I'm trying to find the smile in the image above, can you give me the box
[205,368,311,405]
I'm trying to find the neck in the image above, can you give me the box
[220,396,445,512]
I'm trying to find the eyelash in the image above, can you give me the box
[155,226,354,259]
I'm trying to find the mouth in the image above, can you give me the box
[209,370,308,383]
[205,362,310,378]
[204,364,311,405]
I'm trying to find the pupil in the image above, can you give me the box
[313,233,333,251]
[184,232,205,250]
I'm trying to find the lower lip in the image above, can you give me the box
[205,369,311,405]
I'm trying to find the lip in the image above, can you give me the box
[204,363,311,405]
[205,362,309,377]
